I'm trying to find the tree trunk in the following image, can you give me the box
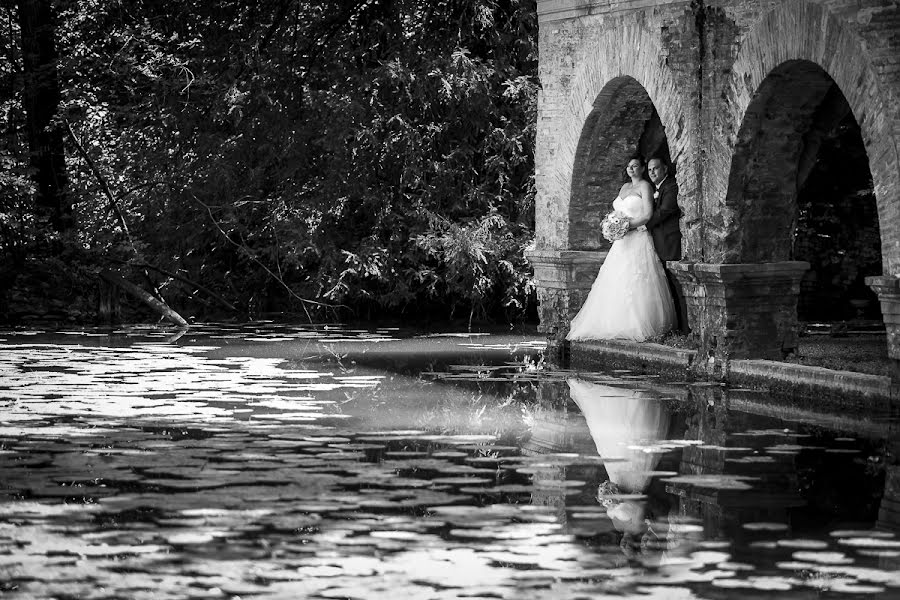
[17,0,70,230]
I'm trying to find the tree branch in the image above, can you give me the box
[130,261,240,314]
[117,180,165,203]
[192,195,335,321]
[258,0,293,54]
[100,269,189,327]
[64,118,133,249]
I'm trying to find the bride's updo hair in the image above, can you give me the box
[623,153,648,181]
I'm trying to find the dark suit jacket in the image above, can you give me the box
[645,177,682,262]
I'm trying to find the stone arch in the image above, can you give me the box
[569,76,670,250]
[551,23,697,254]
[715,1,900,272]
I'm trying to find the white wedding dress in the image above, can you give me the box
[567,194,675,342]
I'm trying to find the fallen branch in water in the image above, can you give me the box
[100,270,189,327]
[112,260,240,314]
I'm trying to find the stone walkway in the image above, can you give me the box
[793,332,891,377]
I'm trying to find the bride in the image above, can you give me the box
[567,155,675,342]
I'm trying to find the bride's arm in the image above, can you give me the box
[627,181,655,228]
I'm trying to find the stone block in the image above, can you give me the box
[527,248,606,339]
[672,261,808,362]
[866,275,900,364]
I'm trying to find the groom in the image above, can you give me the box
[646,157,687,333]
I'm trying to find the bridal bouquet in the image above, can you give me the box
[601,210,630,242]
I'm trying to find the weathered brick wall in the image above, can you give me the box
[570,78,656,250]
[536,0,900,268]
[535,1,701,257]
[721,63,835,262]
[707,0,900,269]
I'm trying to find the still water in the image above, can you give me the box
[1,324,899,599]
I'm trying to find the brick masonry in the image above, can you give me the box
[531,0,900,364]
[670,261,810,361]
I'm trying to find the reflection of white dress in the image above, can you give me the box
[567,195,675,342]
[568,378,670,494]
[569,379,694,560]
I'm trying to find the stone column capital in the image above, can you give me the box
[526,248,608,266]
[866,275,900,295]
[526,248,607,290]
[526,247,607,339]
[670,261,810,284]
[866,275,900,364]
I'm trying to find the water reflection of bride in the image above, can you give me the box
[568,378,679,559]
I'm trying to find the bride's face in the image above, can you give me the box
[626,159,644,179]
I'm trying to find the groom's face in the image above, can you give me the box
[648,160,667,185]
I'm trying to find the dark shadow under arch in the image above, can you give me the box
[725,59,882,322]
[725,60,878,262]
[569,76,671,251]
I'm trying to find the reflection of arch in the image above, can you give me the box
[549,24,695,253]
[715,1,900,270]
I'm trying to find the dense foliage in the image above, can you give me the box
[2,0,538,325]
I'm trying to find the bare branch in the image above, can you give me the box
[64,119,134,249]
[192,194,336,321]
[131,261,240,314]
[116,180,166,203]
[100,269,189,327]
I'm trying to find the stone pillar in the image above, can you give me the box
[865,276,900,377]
[879,465,900,534]
[670,261,809,363]
[525,248,606,342]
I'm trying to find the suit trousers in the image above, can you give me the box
[662,264,689,334]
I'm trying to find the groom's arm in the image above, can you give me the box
[645,183,680,229]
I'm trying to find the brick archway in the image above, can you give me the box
[724,60,863,263]
[569,76,669,251]
[528,20,697,340]
[546,23,696,255]
[715,1,900,272]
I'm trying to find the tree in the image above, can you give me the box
[16,0,70,231]
[5,0,540,325]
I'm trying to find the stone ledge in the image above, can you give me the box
[570,339,697,374]
[568,340,896,404]
[728,359,893,401]
[670,261,810,283]
[865,275,900,292]
[526,249,607,266]
[537,0,687,22]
